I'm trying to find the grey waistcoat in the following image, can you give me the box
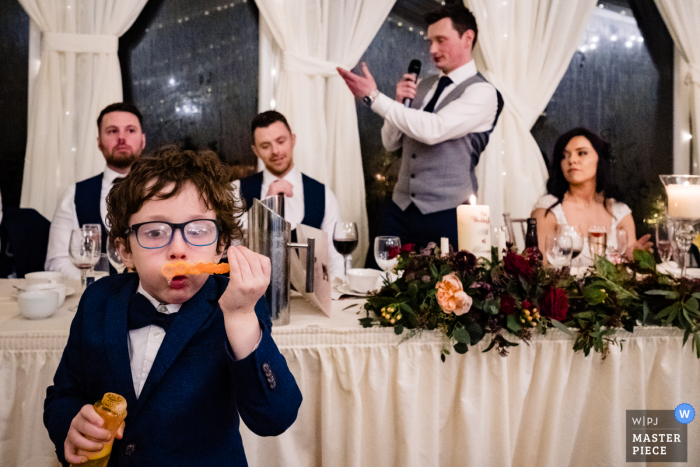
[392,72,503,214]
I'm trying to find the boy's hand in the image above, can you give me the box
[220,246,271,316]
[64,404,121,464]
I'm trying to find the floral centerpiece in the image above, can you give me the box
[357,243,700,361]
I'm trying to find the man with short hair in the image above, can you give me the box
[338,4,503,250]
[234,111,344,278]
[46,103,146,279]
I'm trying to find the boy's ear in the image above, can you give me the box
[116,239,135,270]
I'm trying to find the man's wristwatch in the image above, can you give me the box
[362,89,380,106]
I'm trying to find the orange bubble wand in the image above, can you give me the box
[161,261,230,281]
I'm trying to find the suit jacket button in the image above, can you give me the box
[410,174,415,179]
[124,443,136,457]
[268,374,277,389]
[411,154,416,159]
[262,363,272,376]
[411,193,415,197]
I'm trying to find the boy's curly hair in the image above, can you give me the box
[107,145,243,254]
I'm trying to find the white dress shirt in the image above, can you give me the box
[128,285,182,398]
[373,60,499,150]
[232,166,345,278]
[45,167,124,280]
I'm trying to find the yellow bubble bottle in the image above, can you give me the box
[70,393,127,467]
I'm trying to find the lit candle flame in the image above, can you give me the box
[469,195,477,205]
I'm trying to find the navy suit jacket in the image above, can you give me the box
[44,273,302,466]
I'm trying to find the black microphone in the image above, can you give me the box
[403,59,422,108]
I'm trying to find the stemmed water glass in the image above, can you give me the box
[545,234,573,269]
[656,220,673,264]
[333,222,358,285]
[374,236,401,280]
[608,230,628,264]
[107,241,126,274]
[68,227,102,310]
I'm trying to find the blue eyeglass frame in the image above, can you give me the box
[125,219,221,249]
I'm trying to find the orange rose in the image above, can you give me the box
[452,291,472,316]
[436,274,470,314]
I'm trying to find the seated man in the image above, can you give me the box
[0,192,50,278]
[45,103,146,279]
[233,111,344,278]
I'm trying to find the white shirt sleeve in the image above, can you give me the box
[371,81,499,147]
[320,187,346,279]
[380,119,404,152]
[45,186,81,281]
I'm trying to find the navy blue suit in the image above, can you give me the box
[44,273,302,466]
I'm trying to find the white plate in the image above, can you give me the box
[12,286,76,298]
[334,282,371,297]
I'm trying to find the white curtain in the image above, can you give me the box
[653,0,700,174]
[255,0,396,266]
[464,0,598,224]
[18,0,148,220]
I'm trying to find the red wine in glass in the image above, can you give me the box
[333,239,358,255]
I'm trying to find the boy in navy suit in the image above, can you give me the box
[44,146,302,466]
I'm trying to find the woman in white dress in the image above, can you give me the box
[531,128,653,268]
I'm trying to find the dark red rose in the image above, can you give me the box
[401,244,415,254]
[504,251,533,279]
[522,299,532,310]
[500,294,516,315]
[540,287,569,321]
[388,246,400,259]
[454,251,478,275]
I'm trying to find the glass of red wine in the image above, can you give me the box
[556,225,583,266]
[333,222,358,285]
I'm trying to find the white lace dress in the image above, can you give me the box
[532,194,632,269]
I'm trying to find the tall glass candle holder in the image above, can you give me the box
[659,175,700,277]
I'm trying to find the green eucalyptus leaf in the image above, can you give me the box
[506,314,523,334]
[685,297,699,313]
[633,249,656,271]
[453,326,470,344]
[550,319,573,335]
[359,317,374,328]
[394,324,404,335]
[645,290,673,296]
[454,342,469,354]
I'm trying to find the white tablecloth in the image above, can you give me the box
[1,278,699,466]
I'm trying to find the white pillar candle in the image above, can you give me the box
[440,237,449,257]
[666,184,700,219]
[457,197,491,258]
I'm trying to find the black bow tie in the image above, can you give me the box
[128,293,177,332]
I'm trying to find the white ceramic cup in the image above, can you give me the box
[26,283,67,306]
[347,268,382,294]
[18,290,60,319]
[25,271,63,287]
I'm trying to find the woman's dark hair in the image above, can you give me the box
[545,127,623,215]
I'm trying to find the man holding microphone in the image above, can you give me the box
[337,3,503,250]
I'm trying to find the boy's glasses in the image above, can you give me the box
[126,219,220,249]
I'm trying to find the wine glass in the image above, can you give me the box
[556,225,583,263]
[588,226,608,259]
[608,229,628,263]
[374,236,401,280]
[545,234,573,269]
[69,227,102,294]
[656,220,673,264]
[107,241,126,274]
[333,222,358,285]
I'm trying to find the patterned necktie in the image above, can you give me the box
[127,293,177,331]
[423,76,454,113]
